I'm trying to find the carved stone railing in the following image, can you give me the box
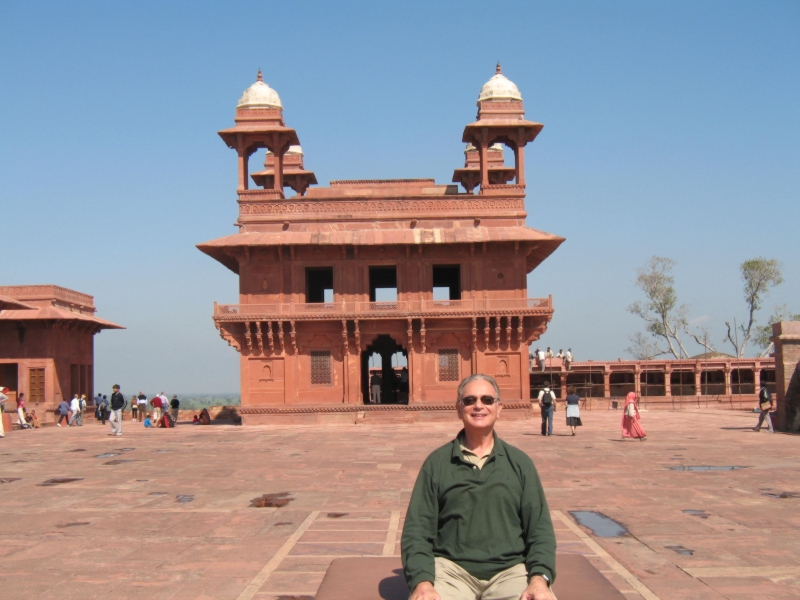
[236,195,525,217]
[214,296,552,322]
[0,285,95,309]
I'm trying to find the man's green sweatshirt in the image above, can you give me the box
[401,431,556,590]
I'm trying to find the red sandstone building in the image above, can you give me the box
[199,67,564,423]
[0,285,123,412]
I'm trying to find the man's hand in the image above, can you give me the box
[410,581,441,600]
[519,575,555,600]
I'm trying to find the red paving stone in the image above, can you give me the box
[1,408,799,599]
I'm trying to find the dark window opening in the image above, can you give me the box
[701,370,725,395]
[369,266,397,302]
[760,369,776,395]
[306,267,334,303]
[432,265,461,300]
[609,372,635,397]
[670,371,696,396]
[640,371,665,397]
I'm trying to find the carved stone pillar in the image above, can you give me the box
[664,367,672,397]
[724,366,732,397]
[603,370,610,399]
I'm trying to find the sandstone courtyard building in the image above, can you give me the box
[198,66,565,424]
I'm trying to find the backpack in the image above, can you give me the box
[162,413,175,428]
[542,391,554,406]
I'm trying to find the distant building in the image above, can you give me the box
[0,285,123,410]
[199,66,564,423]
[529,356,776,408]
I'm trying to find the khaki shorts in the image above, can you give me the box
[429,557,555,600]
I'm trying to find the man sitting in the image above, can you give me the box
[402,374,556,600]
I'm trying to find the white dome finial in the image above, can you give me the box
[237,71,282,109]
[478,64,522,102]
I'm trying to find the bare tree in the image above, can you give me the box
[624,332,667,360]
[725,258,784,357]
[753,304,800,357]
[686,328,716,354]
[628,256,691,359]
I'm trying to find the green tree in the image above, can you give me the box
[725,258,784,357]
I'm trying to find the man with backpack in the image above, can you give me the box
[537,385,555,436]
[753,385,774,433]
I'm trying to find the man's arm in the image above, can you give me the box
[518,458,556,585]
[401,462,439,591]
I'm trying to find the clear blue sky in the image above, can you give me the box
[1,1,798,394]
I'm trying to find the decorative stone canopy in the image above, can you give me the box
[478,63,523,102]
[237,69,283,109]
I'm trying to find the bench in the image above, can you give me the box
[314,555,625,600]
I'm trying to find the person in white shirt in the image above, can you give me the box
[536,348,546,372]
[0,387,8,438]
[68,394,81,426]
[556,349,564,360]
[565,348,573,371]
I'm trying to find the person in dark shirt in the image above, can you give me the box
[108,385,126,436]
[402,374,556,600]
[170,395,180,422]
[56,399,70,427]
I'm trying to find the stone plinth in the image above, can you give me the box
[771,321,800,431]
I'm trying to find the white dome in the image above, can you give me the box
[464,143,503,153]
[478,64,522,102]
[237,70,282,109]
[267,145,303,156]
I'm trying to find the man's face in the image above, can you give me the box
[457,379,501,432]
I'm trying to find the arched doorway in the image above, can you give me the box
[361,334,408,404]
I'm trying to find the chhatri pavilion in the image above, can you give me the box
[198,66,564,424]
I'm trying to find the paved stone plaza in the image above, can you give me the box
[1,409,799,599]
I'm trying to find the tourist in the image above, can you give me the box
[137,392,147,420]
[170,395,180,422]
[78,394,87,426]
[68,394,81,426]
[131,395,139,422]
[621,392,646,441]
[565,386,582,436]
[564,348,573,371]
[753,385,774,433]
[398,367,410,403]
[17,393,29,429]
[199,408,211,425]
[150,394,163,422]
[26,410,40,428]
[159,391,169,411]
[192,414,200,424]
[370,372,382,404]
[97,395,109,425]
[536,347,546,372]
[537,385,555,436]
[402,374,556,600]
[108,384,126,437]
[0,387,7,438]
[143,413,153,428]
[56,398,70,427]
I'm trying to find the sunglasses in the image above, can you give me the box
[461,395,499,406]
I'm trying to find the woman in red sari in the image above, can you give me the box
[621,392,647,441]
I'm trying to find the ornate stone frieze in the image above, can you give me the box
[238,197,524,216]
